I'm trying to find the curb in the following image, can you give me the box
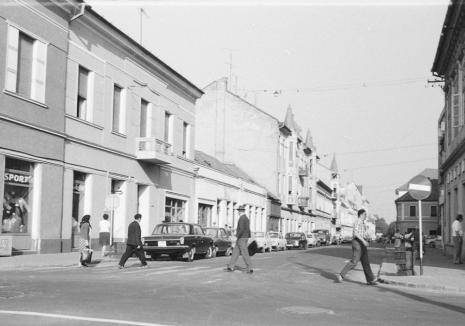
[380,278,465,293]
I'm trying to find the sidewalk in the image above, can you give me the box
[0,251,121,271]
[345,247,465,293]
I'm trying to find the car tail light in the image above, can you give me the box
[180,237,184,245]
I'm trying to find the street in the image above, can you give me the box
[1,246,464,326]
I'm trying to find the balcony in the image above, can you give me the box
[135,137,173,164]
[298,196,310,207]
[286,194,298,206]
[299,167,308,177]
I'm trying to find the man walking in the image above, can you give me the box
[336,209,378,285]
[225,205,253,274]
[452,214,463,264]
[118,214,147,269]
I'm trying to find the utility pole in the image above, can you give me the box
[223,48,238,91]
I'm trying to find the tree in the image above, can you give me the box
[386,221,397,238]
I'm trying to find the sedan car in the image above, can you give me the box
[252,231,272,253]
[143,222,214,262]
[267,231,286,251]
[285,232,308,250]
[306,233,320,247]
[203,227,233,256]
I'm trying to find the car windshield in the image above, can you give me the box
[153,224,190,235]
[254,232,265,237]
[288,233,302,238]
[306,234,314,238]
[268,233,278,238]
[204,228,218,237]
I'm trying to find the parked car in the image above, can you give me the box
[252,231,272,253]
[267,231,286,251]
[306,233,320,247]
[203,227,233,256]
[331,233,342,245]
[143,222,215,262]
[313,229,331,246]
[285,232,308,250]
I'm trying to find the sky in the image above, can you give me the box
[86,0,448,221]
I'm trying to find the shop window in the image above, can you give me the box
[72,171,87,248]
[165,197,185,222]
[2,158,33,233]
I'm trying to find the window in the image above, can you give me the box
[77,66,90,120]
[289,142,294,163]
[409,205,416,217]
[431,206,438,217]
[165,197,186,222]
[182,122,190,158]
[112,84,124,133]
[2,158,33,234]
[198,203,212,227]
[5,26,47,103]
[164,112,172,144]
[288,175,293,195]
[140,99,150,137]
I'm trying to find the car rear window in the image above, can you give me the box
[204,228,218,237]
[254,232,265,237]
[288,233,302,238]
[153,224,190,235]
[268,233,278,238]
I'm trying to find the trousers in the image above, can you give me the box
[228,238,253,271]
[453,236,463,263]
[119,244,147,267]
[340,239,375,282]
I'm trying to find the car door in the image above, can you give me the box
[219,229,229,252]
[195,225,207,253]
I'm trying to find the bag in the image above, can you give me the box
[248,240,258,256]
[81,247,93,264]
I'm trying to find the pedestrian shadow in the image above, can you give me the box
[288,257,346,283]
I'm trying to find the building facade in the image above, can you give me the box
[0,0,70,253]
[432,0,465,256]
[194,151,267,232]
[62,5,203,252]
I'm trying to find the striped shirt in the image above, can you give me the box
[353,218,367,240]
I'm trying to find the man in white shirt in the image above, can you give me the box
[452,214,463,264]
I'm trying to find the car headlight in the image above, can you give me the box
[180,237,184,245]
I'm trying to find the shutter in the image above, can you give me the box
[5,25,19,92]
[31,40,47,102]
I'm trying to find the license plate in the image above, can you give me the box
[157,241,166,247]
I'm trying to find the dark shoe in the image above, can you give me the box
[335,273,343,283]
[224,267,234,272]
[246,269,254,274]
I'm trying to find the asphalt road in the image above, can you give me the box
[1,246,464,326]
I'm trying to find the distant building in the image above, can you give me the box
[432,0,465,255]
[394,169,439,235]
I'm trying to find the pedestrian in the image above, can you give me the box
[99,213,111,257]
[79,214,91,267]
[336,209,378,285]
[452,214,464,264]
[118,213,147,269]
[225,204,253,274]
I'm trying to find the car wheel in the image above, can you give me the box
[204,245,214,259]
[186,247,196,262]
[260,247,265,253]
[225,247,233,256]
[212,247,218,258]
[150,253,161,261]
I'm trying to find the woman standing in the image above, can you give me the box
[99,214,111,257]
[79,214,91,267]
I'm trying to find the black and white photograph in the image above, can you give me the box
[0,0,464,325]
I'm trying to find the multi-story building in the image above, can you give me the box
[0,0,71,253]
[314,162,336,234]
[432,0,465,256]
[62,4,203,251]
[394,169,439,236]
[196,79,318,234]
[194,151,267,232]
[196,78,282,231]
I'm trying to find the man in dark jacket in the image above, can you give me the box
[225,205,253,274]
[118,214,147,269]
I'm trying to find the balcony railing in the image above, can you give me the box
[135,137,173,164]
[298,196,310,207]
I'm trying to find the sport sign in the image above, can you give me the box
[408,175,432,202]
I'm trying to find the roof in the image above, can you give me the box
[194,150,258,185]
[395,179,440,203]
[79,2,203,97]
[396,168,438,192]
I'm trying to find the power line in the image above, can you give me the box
[334,142,436,156]
[345,157,437,171]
